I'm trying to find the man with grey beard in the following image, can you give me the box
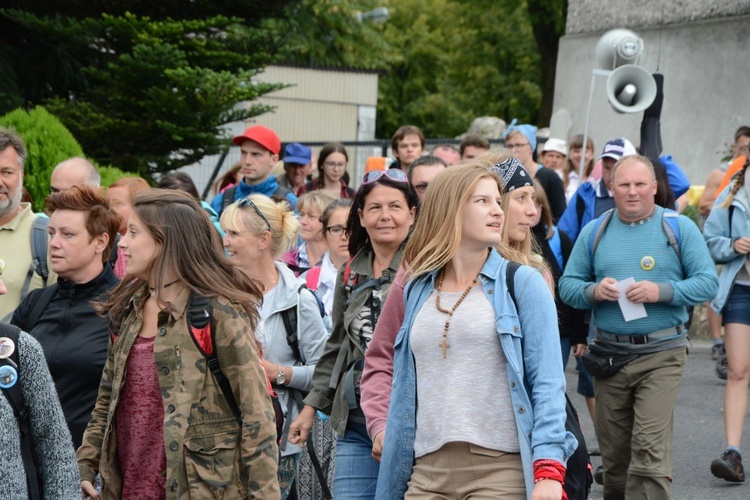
[0,128,56,319]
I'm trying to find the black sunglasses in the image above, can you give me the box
[238,198,272,231]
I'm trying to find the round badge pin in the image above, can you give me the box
[640,256,655,271]
[0,337,15,360]
[0,364,18,389]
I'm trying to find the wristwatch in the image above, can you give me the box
[276,365,286,385]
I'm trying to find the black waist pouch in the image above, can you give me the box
[582,340,639,379]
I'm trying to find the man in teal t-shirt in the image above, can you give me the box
[559,155,718,499]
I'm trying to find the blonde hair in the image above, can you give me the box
[405,164,503,277]
[220,194,300,257]
[297,191,336,217]
[475,150,550,276]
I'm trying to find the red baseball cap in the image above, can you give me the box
[232,125,281,155]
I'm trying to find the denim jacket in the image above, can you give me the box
[704,181,750,313]
[376,250,577,499]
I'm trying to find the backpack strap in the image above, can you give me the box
[661,209,681,260]
[280,306,302,364]
[342,257,356,291]
[25,284,59,332]
[306,266,322,291]
[186,292,242,426]
[22,216,49,299]
[271,185,291,205]
[0,324,41,500]
[220,186,237,216]
[505,261,521,309]
[548,226,564,270]
[587,208,616,262]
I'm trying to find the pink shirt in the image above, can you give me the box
[116,335,166,499]
[360,265,408,441]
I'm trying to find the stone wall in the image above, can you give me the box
[553,8,750,184]
[566,0,750,34]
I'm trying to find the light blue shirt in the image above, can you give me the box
[376,250,577,500]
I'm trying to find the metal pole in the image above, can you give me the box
[578,69,611,182]
[202,149,229,201]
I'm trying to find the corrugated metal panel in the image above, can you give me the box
[257,66,378,106]
[179,65,380,197]
[251,99,359,142]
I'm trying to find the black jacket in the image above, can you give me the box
[11,265,120,449]
[535,166,568,224]
[532,224,587,345]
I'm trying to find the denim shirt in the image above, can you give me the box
[704,182,750,313]
[376,250,577,500]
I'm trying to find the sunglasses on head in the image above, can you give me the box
[361,168,409,186]
[238,198,272,231]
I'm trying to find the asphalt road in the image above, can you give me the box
[566,341,750,500]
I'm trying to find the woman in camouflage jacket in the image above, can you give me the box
[77,190,280,499]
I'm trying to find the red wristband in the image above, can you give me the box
[533,459,567,499]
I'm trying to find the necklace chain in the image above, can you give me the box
[435,267,479,359]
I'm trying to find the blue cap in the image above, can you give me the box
[502,119,538,152]
[284,142,312,165]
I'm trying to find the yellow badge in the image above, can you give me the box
[640,256,655,271]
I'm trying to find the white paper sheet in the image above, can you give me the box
[615,277,647,322]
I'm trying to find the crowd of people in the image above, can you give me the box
[0,118,748,500]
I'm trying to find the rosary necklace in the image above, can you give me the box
[149,279,181,297]
[435,267,479,359]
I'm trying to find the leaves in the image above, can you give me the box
[0,5,290,176]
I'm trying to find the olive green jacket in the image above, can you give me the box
[304,245,403,436]
[76,289,280,499]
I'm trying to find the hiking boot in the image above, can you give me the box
[716,350,728,380]
[594,465,604,485]
[712,343,725,361]
[711,449,745,482]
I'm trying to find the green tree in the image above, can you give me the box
[0,2,294,177]
[0,106,83,211]
[277,0,566,136]
[527,0,567,126]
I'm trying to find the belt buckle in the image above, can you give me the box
[631,335,649,345]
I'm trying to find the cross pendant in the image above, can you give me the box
[439,338,450,358]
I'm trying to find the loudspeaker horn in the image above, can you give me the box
[595,28,644,70]
[606,64,657,114]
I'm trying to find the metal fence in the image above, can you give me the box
[199,138,509,201]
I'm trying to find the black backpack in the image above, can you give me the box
[185,293,284,441]
[219,184,291,216]
[506,261,593,499]
[187,290,332,499]
[0,324,41,500]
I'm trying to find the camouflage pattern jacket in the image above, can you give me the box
[76,289,280,499]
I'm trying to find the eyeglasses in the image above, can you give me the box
[738,144,750,153]
[361,168,409,186]
[324,161,347,169]
[325,225,346,237]
[505,142,530,150]
[238,198,272,231]
[413,182,429,194]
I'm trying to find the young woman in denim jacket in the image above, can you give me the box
[376,163,576,499]
[704,158,750,482]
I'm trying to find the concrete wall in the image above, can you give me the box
[566,0,750,34]
[554,6,750,183]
